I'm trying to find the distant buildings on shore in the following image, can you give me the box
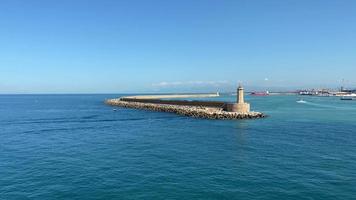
[297,87,356,97]
[246,87,356,99]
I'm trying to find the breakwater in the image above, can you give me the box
[105,98,265,120]
[122,93,220,100]
[120,97,226,107]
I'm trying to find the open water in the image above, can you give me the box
[1,94,355,199]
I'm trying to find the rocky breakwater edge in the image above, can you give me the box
[105,99,266,120]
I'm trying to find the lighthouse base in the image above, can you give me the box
[224,103,250,113]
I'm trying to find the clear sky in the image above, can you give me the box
[1,0,355,93]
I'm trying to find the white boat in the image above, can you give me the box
[341,94,356,100]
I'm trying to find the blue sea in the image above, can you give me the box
[1,94,356,200]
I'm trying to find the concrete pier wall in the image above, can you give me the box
[120,97,226,108]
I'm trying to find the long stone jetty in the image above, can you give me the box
[105,86,266,120]
[106,98,264,119]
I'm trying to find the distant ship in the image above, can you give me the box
[250,91,269,96]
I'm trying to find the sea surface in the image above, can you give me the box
[1,94,356,200]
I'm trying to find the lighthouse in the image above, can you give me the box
[237,84,244,103]
[224,84,250,113]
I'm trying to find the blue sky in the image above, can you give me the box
[0,0,355,93]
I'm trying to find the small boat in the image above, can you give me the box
[297,99,306,103]
[341,94,356,100]
[250,91,269,96]
[113,109,117,111]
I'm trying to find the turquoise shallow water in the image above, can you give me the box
[1,94,356,199]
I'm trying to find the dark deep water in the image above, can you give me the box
[1,94,356,199]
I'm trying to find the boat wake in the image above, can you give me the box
[297,101,356,110]
[296,100,307,104]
